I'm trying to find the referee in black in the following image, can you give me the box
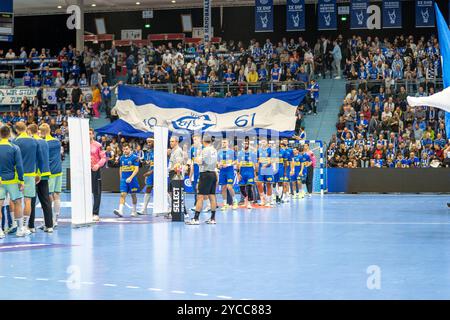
[186,135,218,225]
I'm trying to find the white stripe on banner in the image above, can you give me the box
[116,99,298,133]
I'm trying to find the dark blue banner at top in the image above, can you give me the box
[351,0,369,29]
[255,0,274,32]
[416,0,435,27]
[318,0,337,30]
[286,0,305,31]
[383,0,402,28]
[0,0,13,13]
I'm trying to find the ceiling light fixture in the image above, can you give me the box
[171,0,176,3]
[136,2,141,4]
[91,3,97,7]
[57,5,62,9]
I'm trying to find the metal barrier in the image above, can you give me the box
[345,78,444,95]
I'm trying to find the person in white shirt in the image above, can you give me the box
[5,49,16,59]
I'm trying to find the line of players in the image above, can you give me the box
[112,135,313,217]
[0,122,62,239]
[190,135,313,211]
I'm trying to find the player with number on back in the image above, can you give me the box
[114,143,140,217]
[217,139,238,211]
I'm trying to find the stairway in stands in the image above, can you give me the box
[303,78,346,143]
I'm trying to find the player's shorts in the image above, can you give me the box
[290,172,301,182]
[145,174,154,187]
[49,175,62,194]
[219,166,234,185]
[274,165,289,183]
[239,171,255,185]
[257,173,274,183]
[120,177,139,194]
[23,175,36,198]
[0,184,23,201]
[198,171,217,195]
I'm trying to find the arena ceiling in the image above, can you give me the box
[14,0,349,16]
[14,0,266,15]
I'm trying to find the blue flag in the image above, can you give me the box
[318,0,337,30]
[286,0,305,31]
[416,0,435,27]
[434,3,450,135]
[382,0,402,28]
[255,0,274,32]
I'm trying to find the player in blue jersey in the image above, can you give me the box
[40,123,62,227]
[114,143,140,217]
[13,122,39,234]
[274,138,293,203]
[256,139,274,207]
[0,125,26,238]
[217,139,238,210]
[139,138,154,216]
[237,139,257,209]
[289,147,302,199]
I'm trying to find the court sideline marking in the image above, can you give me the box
[0,275,251,300]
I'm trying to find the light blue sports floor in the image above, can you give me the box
[0,193,450,300]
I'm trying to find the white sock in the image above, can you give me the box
[143,193,151,212]
[132,204,137,213]
[118,203,124,214]
[24,216,29,227]
[54,199,61,217]
[16,218,24,231]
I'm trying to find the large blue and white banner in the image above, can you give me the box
[382,0,402,28]
[318,0,337,30]
[416,0,435,27]
[111,86,306,135]
[351,0,369,29]
[286,0,305,31]
[255,0,273,32]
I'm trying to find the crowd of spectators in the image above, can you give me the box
[342,34,442,90]
[2,34,449,171]
[327,83,450,168]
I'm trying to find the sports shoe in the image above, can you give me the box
[29,228,36,233]
[16,228,27,237]
[113,209,123,217]
[221,204,229,211]
[205,219,216,224]
[185,219,200,225]
[93,215,100,222]
[137,210,147,216]
[246,203,252,209]
[131,211,138,217]
[232,201,239,210]
[23,228,32,236]
[265,202,273,207]
[190,207,196,212]
[0,230,5,239]
[184,213,190,220]
[44,227,53,233]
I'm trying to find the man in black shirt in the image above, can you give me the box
[127,69,141,85]
[55,84,68,112]
[71,83,83,111]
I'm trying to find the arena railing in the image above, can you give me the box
[345,78,444,95]
[129,81,307,94]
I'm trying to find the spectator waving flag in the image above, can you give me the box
[407,3,450,133]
